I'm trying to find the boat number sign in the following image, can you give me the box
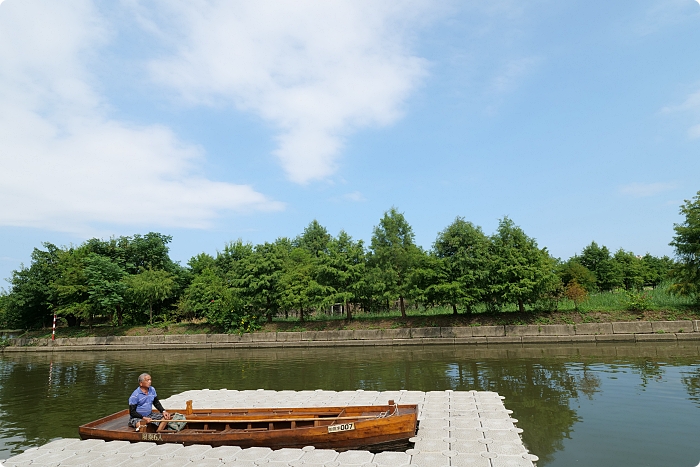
[141,433,163,441]
[328,422,355,433]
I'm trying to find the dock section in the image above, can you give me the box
[4,389,538,466]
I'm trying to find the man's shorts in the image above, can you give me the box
[128,412,164,428]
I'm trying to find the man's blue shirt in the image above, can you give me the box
[128,386,157,417]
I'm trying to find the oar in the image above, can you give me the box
[161,414,382,424]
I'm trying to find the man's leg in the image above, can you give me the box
[149,412,168,432]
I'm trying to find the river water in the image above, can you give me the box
[1,342,699,466]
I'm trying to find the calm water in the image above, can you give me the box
[1,343,700,466]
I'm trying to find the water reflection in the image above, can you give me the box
[681,367,700,405]
[1,342,699,466]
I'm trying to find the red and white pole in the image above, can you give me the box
[52,314,56,341]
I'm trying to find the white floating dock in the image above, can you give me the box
[5,390,538,466]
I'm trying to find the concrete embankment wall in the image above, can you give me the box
[3,320,700,352]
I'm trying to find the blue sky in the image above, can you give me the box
[1,0,699,285]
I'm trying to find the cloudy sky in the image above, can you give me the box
[1,0,699,283]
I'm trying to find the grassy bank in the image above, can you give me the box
[10,287,698,339]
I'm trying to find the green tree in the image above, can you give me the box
[83,232,176,275]
[3,244,60,329]
[489,217,558,313]
[47,246,90,327]
[83,253,127,326]
[669,191,700,299]
[280,247,326,322]
[295,220,332,257]
[317,231,366,320]
[431,217,491,314]
[640,254,673,288]
[187,253,217,276]
[356,264,388,314]
[369,208,423,318]
[235,239,290,323]
[179,268,240,327]
[578,242,622,291]
[612,249,645,291]
[557,259,597,292]
[215,240,254,276]
[124,269,176,324]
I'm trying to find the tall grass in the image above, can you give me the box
[577,281,695,312]
[276,281,696,322]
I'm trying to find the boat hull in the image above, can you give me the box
[78,404,418,452]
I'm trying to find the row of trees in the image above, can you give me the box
[3,195,698,331]
[0,233,186,329]
[178,212,564,329]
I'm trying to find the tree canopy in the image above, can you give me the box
[670,191,700,299]
[0,206,682,330]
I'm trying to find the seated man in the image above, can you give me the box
[128,373,171,429]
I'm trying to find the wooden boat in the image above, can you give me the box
[79,400,418,452]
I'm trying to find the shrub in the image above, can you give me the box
[625,290,653,311]
[564,281,588,311]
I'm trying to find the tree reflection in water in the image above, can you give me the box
[681,366,700,405]
[0,342,698,465]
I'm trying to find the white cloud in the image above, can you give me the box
[619,182,678,198]
[662,89,700,140]
[342,191,367,202]
[631,0,700,36]
[689,123,700,139]
[138,1,431,184]
[662,90,700,113]
[0,0,281,233]
[490,56,542,95]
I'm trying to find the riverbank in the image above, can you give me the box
[3,319,699,352]
[8,306,700,339]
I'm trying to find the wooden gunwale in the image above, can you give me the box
[79,404,418,451]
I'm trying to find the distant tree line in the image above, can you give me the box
[2,194,699,331]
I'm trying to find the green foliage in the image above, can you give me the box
[488,217,559,312]
[370,208,425,317]
[234,239,290,322]
[613,249,645,291]
[3,244,61,328]
[187,252,216,276]
[124,269,176,324]
[215,240,253,275]
[51,247,91,325]
[316,231,366,320]
[84,232,177,275]
[83,254,127,324]
[431,217,491,314]
[579,242,622,291]
[0,294,7,329]
[557,260,597,292]
[280,247,326,322]
[624,290,653,311]
[669,191,700,300]
[1,210,691,330]
[179,268,231,321]
[234,314,262,334]
[295,220,332,257]
[640,254,673,288]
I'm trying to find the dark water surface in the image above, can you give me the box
[1,343,700,466]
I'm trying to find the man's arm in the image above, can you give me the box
[129,404,143,419]
[153,397,171,419]
[153,397,165,413]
